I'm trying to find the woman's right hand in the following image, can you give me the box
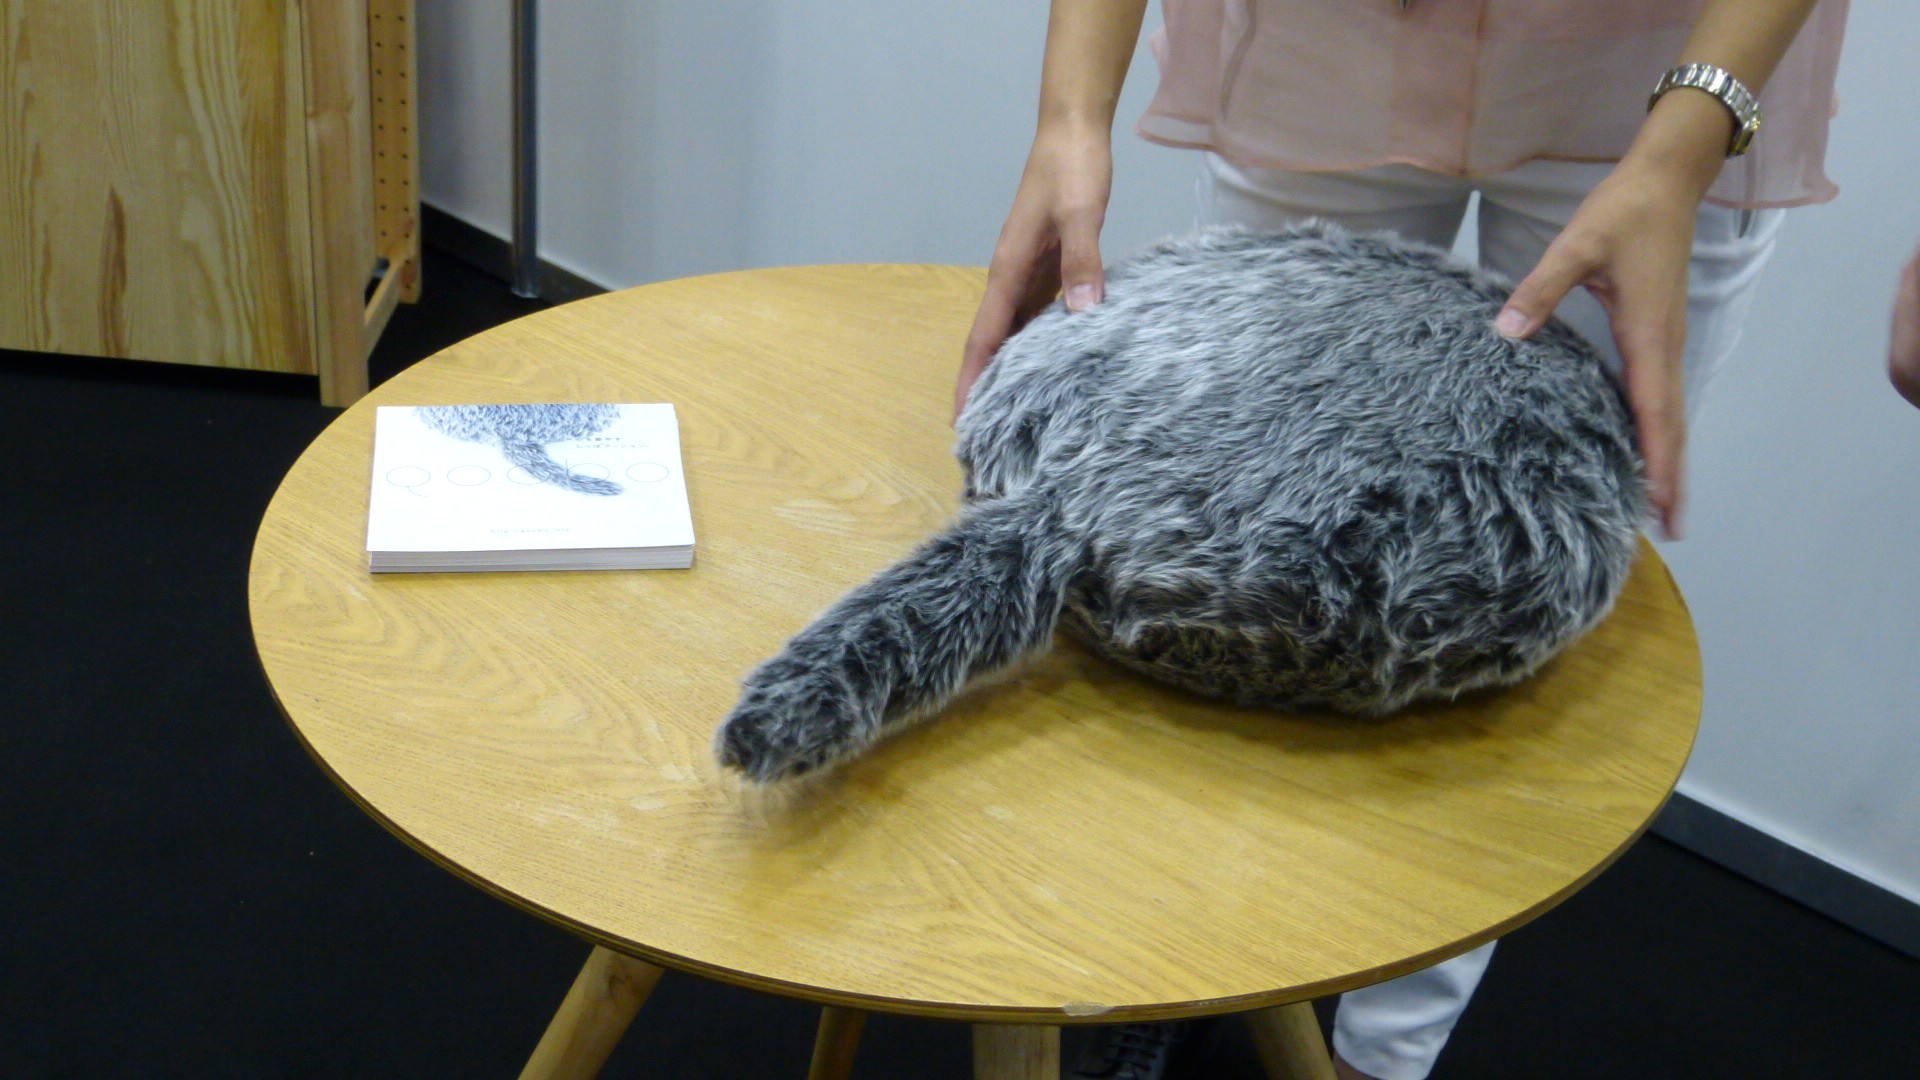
[1891,242,1920,410]
[954,124,1114,420]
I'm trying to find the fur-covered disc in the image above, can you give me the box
[716,224,1646,783]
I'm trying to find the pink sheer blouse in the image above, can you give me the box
[1137,0,1850,208]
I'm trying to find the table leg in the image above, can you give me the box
[1244,1002,1337,1080]
[517,946,666,1080]
[972,1023,1059,1080]
[807,1006,869,1080]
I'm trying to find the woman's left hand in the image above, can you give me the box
[1493,84,1743,541]
[1494,159,1698,540]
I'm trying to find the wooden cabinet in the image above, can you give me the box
[0,0,419,406]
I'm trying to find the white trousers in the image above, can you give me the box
[1197,153,1784,422]
[1194,153,1784,1080]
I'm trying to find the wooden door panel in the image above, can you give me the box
[0,1,319,373]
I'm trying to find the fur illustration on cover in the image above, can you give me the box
[417,403,625,495]
[715,223,1648,784]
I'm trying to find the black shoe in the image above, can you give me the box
[1067,1020,1199,1080]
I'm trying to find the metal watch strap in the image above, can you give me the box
[1650,63,1762,158]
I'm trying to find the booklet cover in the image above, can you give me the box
[366,403,694,572]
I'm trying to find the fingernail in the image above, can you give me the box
[1494,308,1529,338]
[1066,284,1100,312]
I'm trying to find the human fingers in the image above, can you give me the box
[956,273,1025,421]
[958,167,1109,417]
[1496,170,1695,537]
[1891,245,1920,409]
[1494,229,1602,340]
[956,220,1060,420]
[1607,278,1690,540]
[1058,199,1107,313]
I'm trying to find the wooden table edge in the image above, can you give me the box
[247,613,1695,1025]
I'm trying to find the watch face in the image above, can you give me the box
[1731,119,1759,157]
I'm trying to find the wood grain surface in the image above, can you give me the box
[0,1,317,373]
[250,265,1702,1023]
[301,0,376,404]
[0,0,416,400]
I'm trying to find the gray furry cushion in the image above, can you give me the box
[716,223,1646,783]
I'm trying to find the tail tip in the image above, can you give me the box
[568,475,623,497]
[713,669,876,785]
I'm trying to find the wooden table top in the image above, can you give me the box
[250,264,1701,1024]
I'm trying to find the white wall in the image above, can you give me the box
[1654,3,1920,904]
[416,2,512,239]
[416,3,1920,903]
[415,1,1197,285]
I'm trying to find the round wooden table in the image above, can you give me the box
[249,265,1702,1080]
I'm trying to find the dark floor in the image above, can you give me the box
[2,249,1916,1080]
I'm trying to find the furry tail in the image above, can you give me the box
[501,439,623,496]
[715,491,1077,783]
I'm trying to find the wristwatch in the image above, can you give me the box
[1650,63,1762,158]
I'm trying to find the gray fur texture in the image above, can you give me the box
[716,223,1646,783]
[418,403,624,495]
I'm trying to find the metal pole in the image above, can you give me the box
[510,0,540,298]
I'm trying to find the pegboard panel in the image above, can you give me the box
[367,0,420,303]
